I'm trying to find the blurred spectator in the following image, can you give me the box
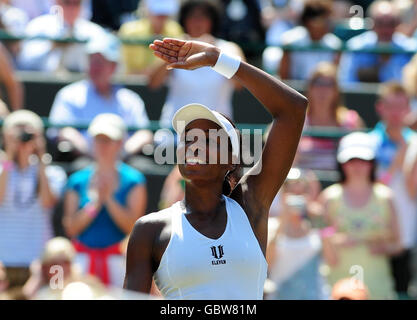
[369,82,417,299]
[91,0,139,31]
[278,0,342,80]
[395,0,417,38]
[158,165,184,210]
[0,0,28,35]
[17,0,106,73]
[0,42,23,110]
[403,53,417,112]
[262,0,303,46]
[404,135,417,201]
[320,132,402,300]
[266,182,333,300]
[331,278,369,300]
[62,113,147,287]
[261,0,304,74]
[0,99,8,119]
[118,0,183,75]
[0,110,67,290]
[149,0,245,129]
[0,261,9,299]
[268,167,322,223]
[21,237,82,300]
[48,32,152,159]
[10,0,53,20]
[218,0,265,59]
[338,0,417,84]
[296,62,364,171]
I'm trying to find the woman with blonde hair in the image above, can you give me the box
[297,61,364,171]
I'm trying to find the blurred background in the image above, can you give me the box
[1,0,417,300]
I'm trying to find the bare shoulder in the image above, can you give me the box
[131,207,174,240]
[128,206,176,269]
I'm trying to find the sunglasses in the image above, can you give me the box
[311,78,336,88]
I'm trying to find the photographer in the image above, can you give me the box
[0,110,67,292]
[266,172,334,300]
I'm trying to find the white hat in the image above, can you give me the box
[86,32,120,63]
[88,113,127,141]
[41,237,76,264]
[3,110,44,133]
[172,103,240,161]
[146,0,179,16]
[337,132,376,164]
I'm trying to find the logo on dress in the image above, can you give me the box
[210,245,226,265]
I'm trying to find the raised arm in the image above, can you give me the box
[149,38,307,252]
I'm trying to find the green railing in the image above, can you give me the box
[1,30,417,55]
[31,117,368,139]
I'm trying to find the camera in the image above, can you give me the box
[18,130,34,143]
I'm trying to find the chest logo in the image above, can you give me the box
[210,245,226,265]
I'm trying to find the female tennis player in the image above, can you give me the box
[123,38,308,299]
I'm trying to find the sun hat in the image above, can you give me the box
[2,110,44,133]
[337,132,376,164]
[86,31,121,63]
[88,113,127,141]
[172,103,240,161]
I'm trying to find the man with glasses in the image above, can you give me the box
[17,0,105,72]
[339,0,417,84]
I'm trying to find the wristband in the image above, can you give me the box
[211,51,241,79]
[84,203,99,219]
[2,160,14,172]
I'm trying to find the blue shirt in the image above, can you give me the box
[339,31,417,84]
[66,162,146,248]
[369,122,417,175]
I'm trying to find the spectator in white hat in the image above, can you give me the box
[17,0,105,72]
[48,31,153,160]
[63,113,147,287]
[319,131,402,299]
[118,0,183,75]
[0,110,67,293]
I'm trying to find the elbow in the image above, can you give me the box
[297,95,309,111]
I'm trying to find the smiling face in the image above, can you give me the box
[177,119,234,185]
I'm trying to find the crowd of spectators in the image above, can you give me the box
[2,0,417,300]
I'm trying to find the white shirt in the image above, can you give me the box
[0,3,28,35]
[280,26,342,80]
[49,79,150,129]
[17,13,105,72]
[0,164,67,267]
[154,196,268,300]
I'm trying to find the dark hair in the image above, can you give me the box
[337,159,377,184]
[179,0,221,37]
[219,114,242,196]
[300,0,332,26]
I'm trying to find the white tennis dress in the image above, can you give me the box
[154,195,267,300]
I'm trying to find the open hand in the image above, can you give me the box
[149,38,220,71]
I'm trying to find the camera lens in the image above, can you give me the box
[19,131,34,143]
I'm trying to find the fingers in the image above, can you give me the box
[162,38,186,47]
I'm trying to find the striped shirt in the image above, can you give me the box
[0,164,66,267]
